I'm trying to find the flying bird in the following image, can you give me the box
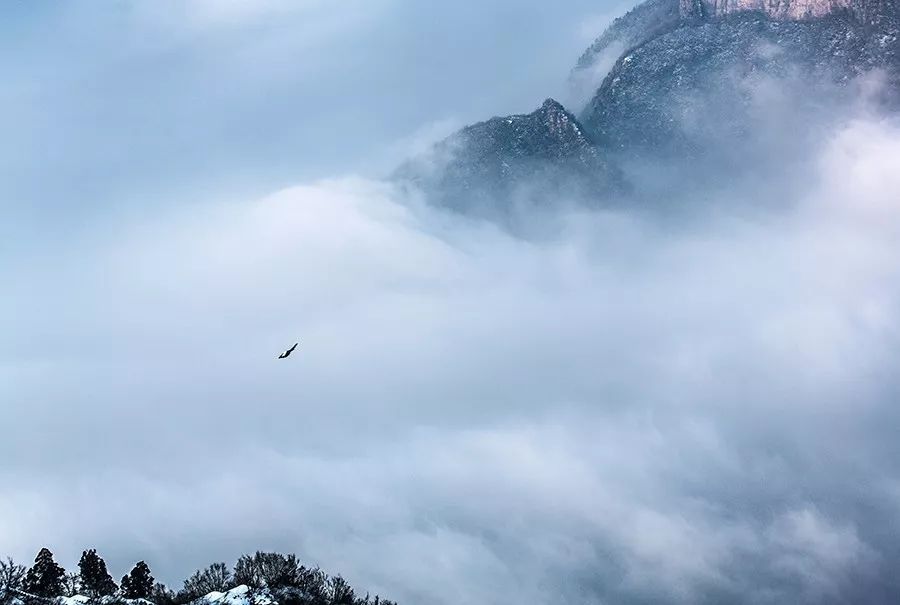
[278,342,298,359]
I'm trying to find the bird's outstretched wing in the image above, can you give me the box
[278,342,299,359]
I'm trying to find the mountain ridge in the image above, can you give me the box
[397,0,899,214]
[394,97,622,216]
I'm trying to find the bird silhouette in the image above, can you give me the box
[278,342,298,359]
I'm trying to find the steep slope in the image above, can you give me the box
[582,9,900,163]
[570,0,682,109]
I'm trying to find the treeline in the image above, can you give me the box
[0,550,395,605]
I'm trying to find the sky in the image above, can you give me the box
[0,0,626,232]
[4,2,900,605]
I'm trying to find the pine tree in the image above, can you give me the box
[120,562,154,600]
[22,548,66,598]
[78,550,118,597]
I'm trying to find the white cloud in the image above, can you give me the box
[3,118,900,604]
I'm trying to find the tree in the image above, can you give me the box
[326,576,354,605]
[78,549,118,597]
[179,563,231,602]
[0,558,25,593]
[149,583,176,605]
[22,548,66,598]
[120,562,154,600]
[63,573,80,597]
[294,566,326,601]
[233,553,300,589]
[231,555,259,589]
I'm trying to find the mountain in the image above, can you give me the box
[582,9,900,160]
[395,98,622,217]
[400,0,900,212]
[569,0,682,109]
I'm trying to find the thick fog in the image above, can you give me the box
[4,116,900,604]
[3,2,900,605]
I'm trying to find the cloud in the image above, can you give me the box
[178,0,328,28]
[125,0,384,33]
[3,112,900,605]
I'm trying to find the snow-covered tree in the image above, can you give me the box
[78,549,117,597]
[23,548,66,598]
[233,553,300,589]
[180,563,230,601]
[0,558,25,593]
[120,562,154,600]
[149,583,175,605]
[63,572,79,597]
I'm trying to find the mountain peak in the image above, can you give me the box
[393,98,619,216]
[532,98,589,142]
[539,98,566,113]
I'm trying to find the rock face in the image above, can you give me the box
[679,0,896,22]
[395,99,620,215]
[573,0,897,86]
[583,11,900,157]
[584,9,900,185]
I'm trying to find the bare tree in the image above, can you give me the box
[326,576,355,605]
[62,573,79,597]
[180,563,231,602]
[150,583,176,605]
[0,558,26,593]
[232,553,300,589]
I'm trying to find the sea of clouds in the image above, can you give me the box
[3,113,900,604]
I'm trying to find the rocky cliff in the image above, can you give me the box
[581,8,899,170]
[574,0,897,87]
[679,0,896,22]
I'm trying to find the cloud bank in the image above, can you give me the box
[3,115,900,604]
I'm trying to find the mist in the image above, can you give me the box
[3,101,900,604]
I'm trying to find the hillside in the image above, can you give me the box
[0,551,395,605]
